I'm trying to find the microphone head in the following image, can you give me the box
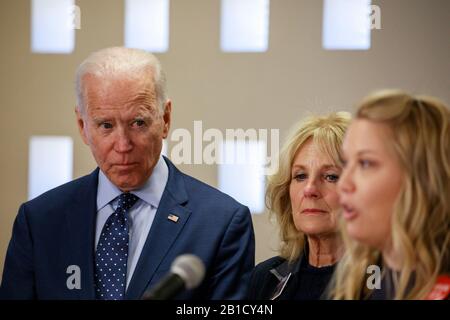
[170,254,205,290]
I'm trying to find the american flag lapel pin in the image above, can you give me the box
[167,214,179,223]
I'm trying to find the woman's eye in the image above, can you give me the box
[359,159,373,169]
[294,173,307,181]
[324,174,339,183]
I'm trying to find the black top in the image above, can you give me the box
[292,256,334,300]
[247,252,335,300]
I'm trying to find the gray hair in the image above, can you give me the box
[75,47,167,113]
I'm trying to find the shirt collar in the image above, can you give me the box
[97,155,169,211]
[270,256,303,281]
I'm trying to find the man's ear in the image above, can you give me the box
[162,99,172,139]
[75,107,89,146]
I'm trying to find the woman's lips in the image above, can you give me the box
[342,204,358,221]
[301,208,328,214]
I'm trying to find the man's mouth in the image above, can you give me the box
[114,163,138,168]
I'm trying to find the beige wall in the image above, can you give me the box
[0,0,449,279]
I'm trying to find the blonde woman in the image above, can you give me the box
[334,90,450,299]
[247,112,351,300]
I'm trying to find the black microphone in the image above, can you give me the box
[141,254,205,300]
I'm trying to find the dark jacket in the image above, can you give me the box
[247,253,335,300]
[0,157,255,300]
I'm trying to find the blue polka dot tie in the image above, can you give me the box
[94,193,138,300]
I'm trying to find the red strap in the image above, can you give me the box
[426,275,450,300]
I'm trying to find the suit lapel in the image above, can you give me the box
[64,169,99,299]
[125,158,191,299]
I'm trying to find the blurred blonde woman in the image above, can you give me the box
[247,112,351,300]
[333,90,450,299]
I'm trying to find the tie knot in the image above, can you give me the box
[117,193,139,212]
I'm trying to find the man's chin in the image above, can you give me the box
[115,182,140,192]
[109,176,143,192]
[104,166,152,191]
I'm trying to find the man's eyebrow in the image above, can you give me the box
[92,117,109,123]
[132,114,152,120]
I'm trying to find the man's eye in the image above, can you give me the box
[133,119,146,127]
[293,173,307,181]
[324,174,339,183]
[100,122,113,129]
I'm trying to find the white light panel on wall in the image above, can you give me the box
[322,0,372,50]
[221,0,270,52]
[125,0,170,52]
[31,0,75,53]
[218,140,266,214]
[28,136,73,200]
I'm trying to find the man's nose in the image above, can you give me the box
[114,128,133,153]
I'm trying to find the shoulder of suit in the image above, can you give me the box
[179,170,248,210]
[23,170,97,212]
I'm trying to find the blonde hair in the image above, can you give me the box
[266,112,351,262]
[331,90,450,299]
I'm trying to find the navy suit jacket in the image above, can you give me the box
[0,157,255,300]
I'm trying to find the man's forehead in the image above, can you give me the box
[84,72,154,90]
[85,75,156,101]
